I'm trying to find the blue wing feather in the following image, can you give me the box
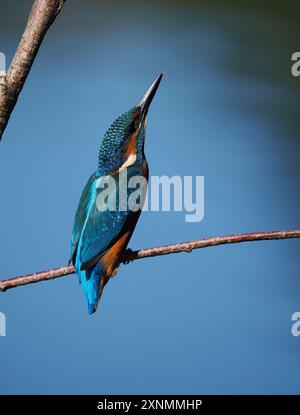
[76,165,143,268]
[69,172,96,263]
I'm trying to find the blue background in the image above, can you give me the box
[0,0,300,394]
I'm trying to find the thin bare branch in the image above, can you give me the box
[0,0,66,140]
[1,230,299,292]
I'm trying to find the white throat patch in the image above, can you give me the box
[118,153,137,171]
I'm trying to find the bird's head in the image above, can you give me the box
[98,73,163,175]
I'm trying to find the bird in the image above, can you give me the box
[69,74,163,314]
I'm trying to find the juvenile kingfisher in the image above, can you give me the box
[69,74,163,314]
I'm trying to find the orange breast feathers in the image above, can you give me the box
[100,230,133,278]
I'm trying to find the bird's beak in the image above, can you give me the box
[137,73,163,118]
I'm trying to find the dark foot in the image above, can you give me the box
[123,248,134,264]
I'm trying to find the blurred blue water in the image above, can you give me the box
[0,1,300,394]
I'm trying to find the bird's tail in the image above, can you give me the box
[76,262,106,314]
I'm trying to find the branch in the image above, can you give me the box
[0,0,66,141]
[1,230,299,292]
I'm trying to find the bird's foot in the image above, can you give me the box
[123,248,134,264]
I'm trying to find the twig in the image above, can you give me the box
[1,230,299,292]
[0,0,66,141]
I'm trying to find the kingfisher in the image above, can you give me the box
[69,74,163,314]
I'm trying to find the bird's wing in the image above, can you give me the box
[77,165,145,269]
[69,172,96,264]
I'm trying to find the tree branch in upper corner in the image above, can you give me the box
[0,230,299,292]
[0,0,66,141]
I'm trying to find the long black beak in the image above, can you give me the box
[137,73,163,117]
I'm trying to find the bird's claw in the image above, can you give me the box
[123,248,133,264]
